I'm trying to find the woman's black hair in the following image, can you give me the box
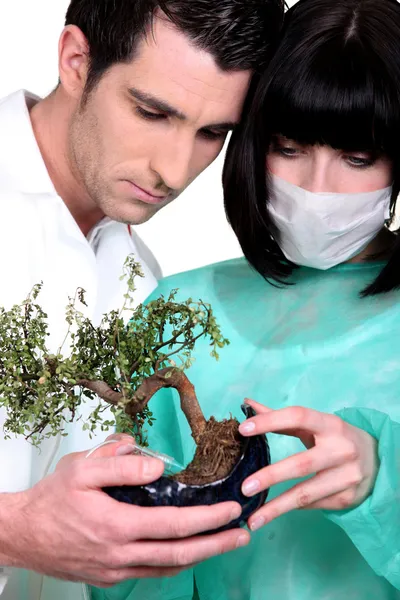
[223,0,400,296]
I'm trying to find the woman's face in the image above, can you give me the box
[267,135,392,192]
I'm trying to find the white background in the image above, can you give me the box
[0,0,296,276]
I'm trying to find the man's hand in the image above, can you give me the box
[55,432,139,466]
[0,437,249,587]
[238,400,379,531]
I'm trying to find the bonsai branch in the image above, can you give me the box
[77,379,123,406]
[128,368,207,443]
[0,256,230,449]
[78,367,207,444]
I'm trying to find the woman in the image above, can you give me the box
[91,0,400,598]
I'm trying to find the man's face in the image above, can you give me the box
[68,18,252,224]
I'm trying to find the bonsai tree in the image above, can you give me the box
[0,256,242,485]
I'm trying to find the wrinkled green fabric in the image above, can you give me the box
[91,258,400,600]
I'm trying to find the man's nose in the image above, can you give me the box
[150,136,194,192]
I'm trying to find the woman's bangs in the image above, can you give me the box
[265,47,398,155]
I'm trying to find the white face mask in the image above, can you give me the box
[268,175,392,270]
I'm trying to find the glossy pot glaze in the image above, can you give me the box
[104,405,270,532]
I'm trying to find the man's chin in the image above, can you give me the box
[103,205,159,226]
[98,190,175,224]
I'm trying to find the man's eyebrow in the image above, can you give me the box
[129,86,239,132]
[128,87,187,120]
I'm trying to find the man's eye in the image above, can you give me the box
[136,106,166,121]
[199,129,227,141]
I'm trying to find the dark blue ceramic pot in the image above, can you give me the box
[104,405,270,532]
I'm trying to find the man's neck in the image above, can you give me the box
[29,90,104,237]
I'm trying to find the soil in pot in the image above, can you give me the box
[171,416,242,485]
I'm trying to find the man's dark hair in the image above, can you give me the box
[65,0,284,93]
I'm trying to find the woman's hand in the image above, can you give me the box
[240,400,380,531]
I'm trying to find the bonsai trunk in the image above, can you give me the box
[79,368,243,485]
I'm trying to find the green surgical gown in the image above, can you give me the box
[91,258,400,600]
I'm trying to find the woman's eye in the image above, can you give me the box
[345,155,375,169]
[136,106,166,121]
[280,147,299,157]
[273,144,301,158]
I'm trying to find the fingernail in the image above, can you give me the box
[239,421,256,434]
[242,479,260,496]
[236,534,249,548]
[116,444,136,456]
[250,517,265,531]
[230,505,242,521]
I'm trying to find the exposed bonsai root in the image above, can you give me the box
[172,417,242,485]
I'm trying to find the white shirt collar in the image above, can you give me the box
[0,90,57,195]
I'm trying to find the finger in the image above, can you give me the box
[244,399,274,414]
[58,446,117,470]
[303,489,358,511]
[77,455,165,488]
[50,565,189,586]
[112,529,250,569]
[57,436,135,469]
[113,565,187,579]
[248,465,351,530]
[87,440,137,460]
[112,501,244,540]
[89,565,193,586]
[241,444,347,497]
[239,406,330,437]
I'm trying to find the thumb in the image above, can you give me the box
[81,454,165,489]
[56,435,135,470]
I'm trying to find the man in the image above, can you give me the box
[0,0,283,598]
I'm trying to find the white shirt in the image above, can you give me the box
[0,90,160,600]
